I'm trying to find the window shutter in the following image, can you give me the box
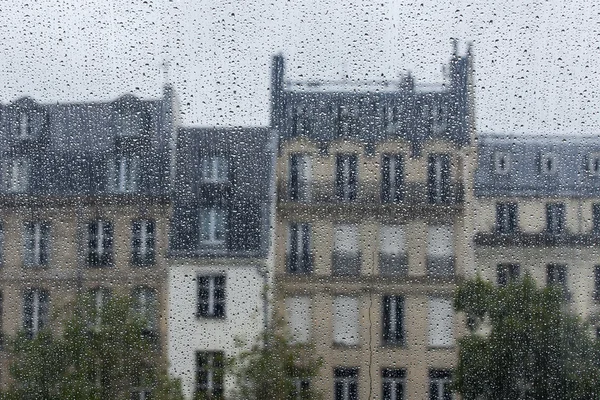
[288,224,298,272]
[213,276,226,318]
[102,222,113,265]
[381,155,391,203]
[145,221,155,264]
[197,276,209,316]
[394,154,404,202]
[348,155,358,200]
[335,156,344,200]
[39,223,50,266]
[301,224,311,272]
[88,222,98,265]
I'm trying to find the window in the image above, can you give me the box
[197,275,226,318]
[87,287,111,329]
[112,155,139,193]
[87,220,113,266]
[334,367,358,400]
[24,221,50,267]
[287,223,312,274]
[594,266,600,301]
[5,158,30,193]
[547,264,569,299]
[289,153,312,201]
[132,220,155,266]
[427,226,454,277]
[496,203,518,234]
[428,298,454,348]
[382,295,404,346]
[379,225,408,276]
[290,375,311,400]
[429,370,452,400]
[196,351,224,399]
[546,203,565,235]
[588,153,600,175]
[332,225,361,276]
[200,208,226,245]
[540,153,557,175]
[428,154,450,204]
[381,154,404,203]
[593,204,600,235]
[335,154,358,201]
[494,151,510,174]
[382,368,406,400]
[285,296,311,343]
[19,112,31,138]
[132,286,157,334]
[23,288,49,339]
[202,155,229,183]
[130,390,152,400]
[333,296,359,346]
[497,264,520,286]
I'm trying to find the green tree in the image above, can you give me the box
[229,325,323,400]
[3,295,183,400]
[454,274,600,400]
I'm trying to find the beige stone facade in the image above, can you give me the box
[0,197,171,386]
[274,137,474,398]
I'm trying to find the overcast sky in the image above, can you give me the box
[1,0,599,134]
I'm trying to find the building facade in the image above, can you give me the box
[271,45,476,399]
[0,87,176,388]
[167,127,275,399]
[473,134,600,329]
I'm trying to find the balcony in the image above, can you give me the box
[277,181,464,206]
[474,232,600,247]
[379,253,408,277]
[286,253,314,275]
[426,256,455,278]
[332,251,361,276]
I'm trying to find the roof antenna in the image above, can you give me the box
[162,59,171,86]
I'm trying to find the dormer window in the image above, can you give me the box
[111,156,139,193]
[540,153,557,175]
[201,156,228,183]
[4,158,30,193]
[588,153,600,176]
[494,152,510,175]
[19,113,31,139]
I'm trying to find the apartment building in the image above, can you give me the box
[0,87,176,387]
[473,134,600,327]
[167,127,275,399]
[270,44,476,399]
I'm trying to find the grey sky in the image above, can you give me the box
[1,0,599,134]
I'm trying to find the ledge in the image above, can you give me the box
[474,232,600,247]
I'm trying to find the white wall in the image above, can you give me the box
[168,264,266,399]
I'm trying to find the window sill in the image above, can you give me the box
[332,343,360,349]
[196,314,226,321]
[427,345,456,351]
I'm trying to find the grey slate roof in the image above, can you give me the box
[475,133,600,198]
[270,46,473,154]
[0,87,175,196]
[170,127,275,257]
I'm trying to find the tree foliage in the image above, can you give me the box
[3,295,183,400]
[454,274,600,400]
[229,325,323,400]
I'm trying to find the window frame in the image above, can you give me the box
[23,288,49,339]
[87,220,114,267]
[495,202,518,235]
[381,153,404,203]
[382,295,405,346]
[197,274,226,319]
[196,351,225,399]
[199,208,227,246]
[23,221,51,267]
[335,153,358,202]
[131,219,155,266]
[201,155,229,183]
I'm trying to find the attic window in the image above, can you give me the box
[19,113,31,138]
[589,154,600,176]
[494,152,510,174]
[540,153,557,175]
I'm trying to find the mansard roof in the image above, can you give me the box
[271,45,473,154]
[475,133,600,198]
[0,87,175,197]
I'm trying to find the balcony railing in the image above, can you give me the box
[277,181,463,205]
[426,256,455,278]
[379,253,408,277]
[332,251,362,276]
[474,232,600,247]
